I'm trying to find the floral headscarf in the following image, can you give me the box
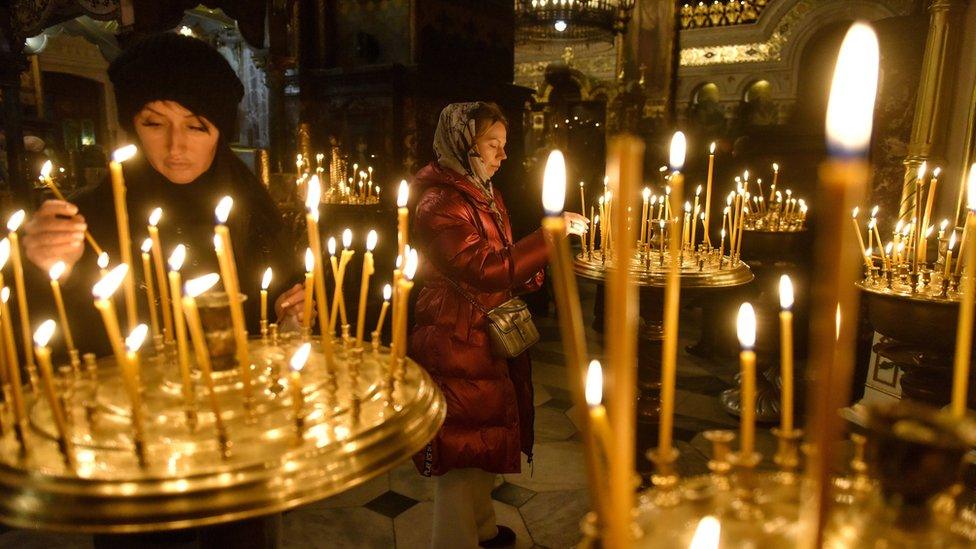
[433,102,495,199]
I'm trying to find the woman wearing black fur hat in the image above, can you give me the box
[22,32,307,358]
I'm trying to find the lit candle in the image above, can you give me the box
[182,273,229,452]
[304,177,334,366]
[47,261,77,361]
[213,196,252,406]
[580,181,586,216]
[303,248,315,333]
[97,252,110,278]
[355,230,377,347]
[605,135,644,549]
[373,284,392,344]
[913,163,927,269]
[140,238,161,341]
[920,167,941,261]
[147,208,174,343]
[329,229,355,334]
[167,245,195,420]
[109,144,139,330]
[806,22,879,545]
[39,160,103,255]
[123,324,150,465]
[691,185,702,247]
[851,208,872,269]
[682,201,692,249]
[6,210,36,385]
[92,264,130,366]
[659,132,686,458]
[289,342,311,436]
[640,187,650,244]
[689,516,721,549]
[779,275,795,432]
[584,360,612,527]
[393,250,419,359]
[0,288,27,443]
[260,267,272,337]
[770,162,779,202]
[703,142,716,246]
[397,180,410,259]
[737,302,757,456]
[951,165,976,417]
[944,232,957,280]
[32,319,73,464]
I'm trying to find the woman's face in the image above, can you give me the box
[474,121,507,179]
[133,100,220,184]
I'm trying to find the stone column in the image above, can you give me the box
[0,51,31,206]
[898,0,965,224]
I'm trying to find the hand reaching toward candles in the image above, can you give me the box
[275,283,313,325]
[23,200,87,273]
[563,212,589,236]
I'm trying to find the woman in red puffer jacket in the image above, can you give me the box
[409,102,587,548]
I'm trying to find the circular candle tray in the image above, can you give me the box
[0,336,445,533]
[574,250,754,288]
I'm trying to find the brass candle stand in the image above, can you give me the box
[0,333,445,534]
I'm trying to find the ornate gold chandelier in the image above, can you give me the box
[515,0,636,43]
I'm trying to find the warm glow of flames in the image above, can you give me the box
[168,245,186,271]
[780,275,794,310]
[737,302,756,349]
[825,22,879,155]
[7,210,25,232]
[41,160,53,178]
[709,142,716,154]
[689,516,721,549]
[261,267,273,290]
[366,230,378,251]
[215,196,233,223]
[948,231,957,251]
[306,175,321,212]
[403,248,419,280]
[98,252,110,269]
[93,264,129,300]
[836,304,842,341]
[397,180,409,208]
[328,237,336,256]
[542,150,567,215]
[383,284,392,301]
[33,319,56,348]
[185,273,220,298]
[125,324,148,353]
[290,342,311,372]
[112,144,137,163]
[305,248,314,273]
[918,161,927,181]
[772,162,779,172]
[968,163,976,211]
[934,167,942,178]
[148,207,162,227]
[1,287,8,303]
[585,360,604,407]
[642,187,651,200]
[0,238,9,268]
[141,238,153,253]
[342,229,352,249]
[49,261,66,281]
[852,207,859,219]
[669,131,686,170]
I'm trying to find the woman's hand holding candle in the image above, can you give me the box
[275,283,313,325]
[562,212,589,236]
[22,200,87,274]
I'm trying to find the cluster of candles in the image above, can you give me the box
[295,147,380,206]
[731,165,809,233]
[0,147,418,467]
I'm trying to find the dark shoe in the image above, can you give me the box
[480,525,516,548]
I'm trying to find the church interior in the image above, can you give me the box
[1,0,976,547]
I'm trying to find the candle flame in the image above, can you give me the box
[383,284,392,301]
[148,207,162,227]
[836,304,842,341]
[689,516,721,549]
[306,175,321,211]
[584,359,605,407]
[49,261,65,281]
[941,219,949,231]
[40,160,53,178]
[684,201,691,213]
[709,142,716,154]
[33,319,56,348]
[772,162,779,172]
[949,231,957,250]
[342,229,352,249]
[7,210,25,232]
[93,264,129,300]
[168,244,186,271]
[1,287,8,303]
[669,131,686,170]
[261,267,273,290]
[933,167,942,178]
[403,248,419,280]
[328,237,337,256]
[541,149,567,215]
[112,144,137,163]
[852,207,859,219]
[779,275,794,310]
[290,342,311,372]
[918,161,927,180]
[184,273,220,298]
[642,187,651,200]
[366,230,378,251]
[825,22,879,155]
[125,323,148,353]
[871,205,879,217]
[305,248,314,273]
[98,252,110,269]
[885,242,893,254]
[737,302,756,349]
[215,196,233,224]
[141,237,153,254]
[397,180,410,208]
[967,163,976,211]
[696,185,702,196]
[925,225,934,238]
[0,238,9,269]
[895,220,904,232]
[743,169,750,181]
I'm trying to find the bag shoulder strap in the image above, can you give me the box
[442,274,490,316]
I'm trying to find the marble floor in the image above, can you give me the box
[0,280,780,548]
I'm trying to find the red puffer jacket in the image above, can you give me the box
[410,162,548,476]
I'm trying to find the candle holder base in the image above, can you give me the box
[69,350,81,380]
[771,427,803,473]
[646,447,681,507]
[725,451,764,522]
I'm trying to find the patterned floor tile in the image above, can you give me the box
[491,481,537,508]
[315,471,390,509]
[518,489,589,548]
[504,441,587,493]
[282,506,394,548]
[534,406,578,442]
[364,491,420,519]
[389,460,436,503]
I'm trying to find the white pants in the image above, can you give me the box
[430,468,498,549]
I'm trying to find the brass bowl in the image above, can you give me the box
[0,338,445,533]
[858,282,966,352]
